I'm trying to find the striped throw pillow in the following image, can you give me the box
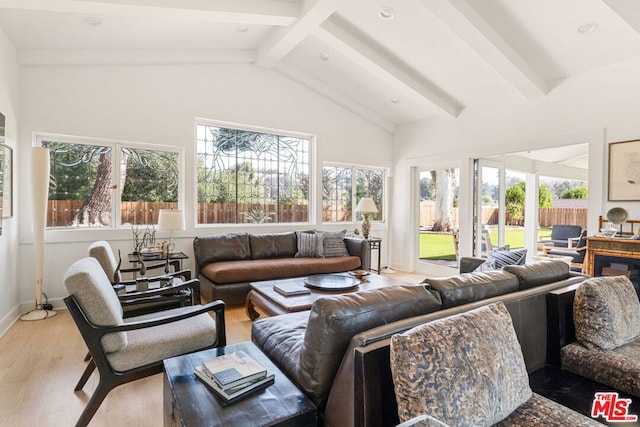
[295,231,324,258]
[487,248,527,269]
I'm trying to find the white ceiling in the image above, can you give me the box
[1,0,640,139]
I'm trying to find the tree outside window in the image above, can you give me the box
[41,138,179,228]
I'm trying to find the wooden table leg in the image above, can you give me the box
[245,291,261,321]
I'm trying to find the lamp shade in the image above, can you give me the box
[158,209,185,232]
[355,197,379,213]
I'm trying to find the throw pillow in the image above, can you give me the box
[487,248,527,269]
[295,231,324,258]
[390,302,532,425]
[574,275,640,350]
[473,259,497,272]
[321,230,350,257]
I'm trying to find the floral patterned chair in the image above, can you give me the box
[390,302,600,426]
[561,275,640,398]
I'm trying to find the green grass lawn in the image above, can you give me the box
[419,228,552,260]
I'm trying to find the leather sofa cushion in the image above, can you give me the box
[504,260,570,290]
[249,232,297,259]
[251,310,310,391]
[193,232,250,265]
[298,285,442,406]
[424,270,519,309]
[200,257,361,284]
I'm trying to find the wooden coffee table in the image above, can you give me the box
[163,341,316,427]
[245,273,411,320]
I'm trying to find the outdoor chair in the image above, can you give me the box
[64,257,226,427]
[539,224,583,248]
[545,230,587,272]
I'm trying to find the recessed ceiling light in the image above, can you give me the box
[320,52,330,61]
[82,16,102,26]
[237,25,249,32]
[577,21,598,34]
[391,97,399,104]
[379,6,396,20]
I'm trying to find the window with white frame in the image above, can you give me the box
[40,136,180,228]
[322,164,385,222]
[196,122,311,224]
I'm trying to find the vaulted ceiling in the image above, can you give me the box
[1,0,640,136]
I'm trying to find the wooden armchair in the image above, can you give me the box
[64,257,226,427]
[88,240,197,315]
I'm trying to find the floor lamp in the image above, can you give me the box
[21,147,56,321]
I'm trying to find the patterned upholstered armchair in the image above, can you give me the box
[389,302,600,426]
[64,257,226,427]
[561,275,640,398]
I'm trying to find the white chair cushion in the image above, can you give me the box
[107,307,217,371]
[88,240,121,284]
[64,257,127,353]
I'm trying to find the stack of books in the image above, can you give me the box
[194,350,274,403]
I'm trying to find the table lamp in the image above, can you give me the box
[158,209,185,254]
[355,197,378,239]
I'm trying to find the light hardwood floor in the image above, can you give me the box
[0,272,423,427]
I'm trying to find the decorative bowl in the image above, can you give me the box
[606,207,629,225]
[348,269,370,279]
[600,227,617,238]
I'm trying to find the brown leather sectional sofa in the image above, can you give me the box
[193,231,369,305]
[251,260,589,426]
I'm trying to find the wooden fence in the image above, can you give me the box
[419,202,587,229]
[47,200,309,226]
[49,200,587,228]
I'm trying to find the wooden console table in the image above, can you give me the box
[584,236,640,276]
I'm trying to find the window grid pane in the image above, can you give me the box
[120,147,179,226]
[196,124,310,224]
[43,139,181,228]
[322,166,352,222]
[44,141,113,228]
[356,168,384,221]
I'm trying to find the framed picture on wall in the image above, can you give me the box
[1,144,12,218]
[608,139,640,201]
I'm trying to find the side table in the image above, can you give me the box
[364,237,382,274]
[163,341,316,427]
[128,251,188,276]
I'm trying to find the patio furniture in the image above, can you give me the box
[539,225,583,248]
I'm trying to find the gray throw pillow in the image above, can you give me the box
[295,231,324,258]
[321,230,350,257]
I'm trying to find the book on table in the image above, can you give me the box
[200,350,269,391]
[273,282,311,297]
[194,365,275,403]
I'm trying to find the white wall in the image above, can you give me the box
[392,56,640,275]
[0,27,21,334]
[17,63,393,310]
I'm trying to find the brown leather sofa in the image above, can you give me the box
[193,231,367,305]
[251,260,588,426]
